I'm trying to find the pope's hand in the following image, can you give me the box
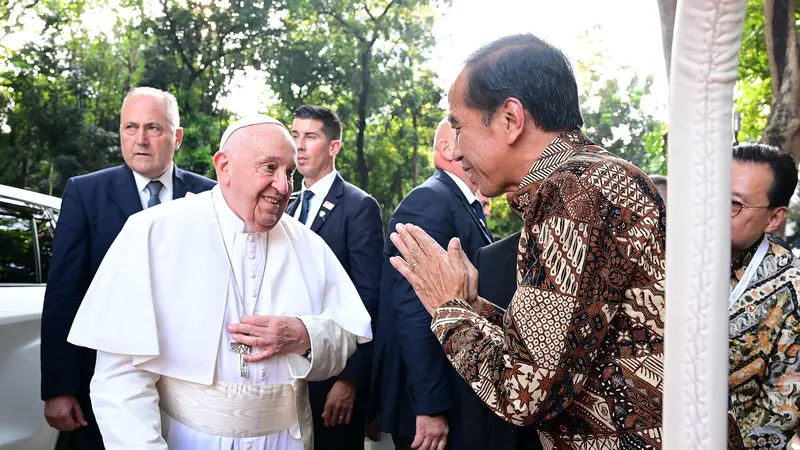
[389,223,473,315]
[228,316,311,362]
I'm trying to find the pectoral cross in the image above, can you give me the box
[230,342,252,377]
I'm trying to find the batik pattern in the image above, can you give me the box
[432,129,669,449]
[729,237,800,449]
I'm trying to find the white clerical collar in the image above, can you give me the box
[301,169,338,200]
[132,162,174,198]
[443,169,477,204]
[212,185,259,235]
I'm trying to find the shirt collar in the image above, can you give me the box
[443,170,477,204]
[211,185,255,235]
[131,162,174,197]
[210,185,269,269]
[731,234,768,279]
[301,169,338,200]
[509,129,595,213]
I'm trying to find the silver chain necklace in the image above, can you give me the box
[211,191,269,377]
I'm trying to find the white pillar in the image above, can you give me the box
[664,0,747,448]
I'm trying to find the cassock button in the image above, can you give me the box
[245,444,253,450]
[249,271,257,279]
[260,369,268,378]
[248,252,255,259]
[251,291,258,297]
[247,234,256,242]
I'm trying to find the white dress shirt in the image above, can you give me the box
[443,169,478,204]
[292,170,338,227]
[443,170,489,230]
[131,162,174,209]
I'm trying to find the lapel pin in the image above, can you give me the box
[323,201,335,210]
[319,210,326,218]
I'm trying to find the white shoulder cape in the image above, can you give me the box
[67,190,372,385]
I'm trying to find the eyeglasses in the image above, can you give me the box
[731,200,772,217]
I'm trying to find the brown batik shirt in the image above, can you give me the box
[431,129,667,449]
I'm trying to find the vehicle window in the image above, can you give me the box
[0,205,36,283]
[36,216,55,283]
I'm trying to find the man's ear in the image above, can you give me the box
[174,128,184,151]
[765,206,788,233]
[500,98,525,145]
[213,151,229,184]
[328,140,342,158]
[441,140,455,161]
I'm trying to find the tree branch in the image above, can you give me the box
[368,0,397,45]
[161,0,199,78]
[363,2,377,22]
[317,9,366,43]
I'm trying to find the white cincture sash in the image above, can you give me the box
[157,376,297,438]
[729,235,769,311]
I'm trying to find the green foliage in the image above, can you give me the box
[262,0,445,223]
[0,0,445,229]
[1,2,666,236]
[575,27,666,176]
[486,196,522,240]
[735,0,771,142]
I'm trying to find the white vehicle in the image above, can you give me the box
[0,184,61,450]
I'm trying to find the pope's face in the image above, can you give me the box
[214,124,297,232]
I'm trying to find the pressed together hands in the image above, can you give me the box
[47,223,476,450]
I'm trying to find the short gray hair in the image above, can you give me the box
[121,87,181,130]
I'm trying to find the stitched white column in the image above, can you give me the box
[664,0,747,448]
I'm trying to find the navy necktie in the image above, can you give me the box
[298,190,314,225]
[471,200,489,233]
[146,181,163,208]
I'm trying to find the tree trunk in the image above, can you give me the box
[48,159,55,196]
[656,0,678,80]
[762,0,800,162]
[355,48,371,190]
[412,110,419,186]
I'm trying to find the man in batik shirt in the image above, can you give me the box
[729,144,800,449]
[387,34,745,450]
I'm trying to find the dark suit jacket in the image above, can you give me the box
[371,169,492,443]
[40,165,215,428]
[472,230,521,309]
[462,230,543,450]
[286,173,384,407]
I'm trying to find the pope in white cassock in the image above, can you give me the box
[67,115,373,450]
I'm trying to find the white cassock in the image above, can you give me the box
[67,185,372,450]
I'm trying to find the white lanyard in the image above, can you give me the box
[729,235,769,311]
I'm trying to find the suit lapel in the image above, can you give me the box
[434,170,493,244]
[110,165,144,218]
[286,192,301,217]
[310,174,344,233]
[173,165,192,199]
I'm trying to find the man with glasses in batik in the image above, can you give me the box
[729,143,800,449]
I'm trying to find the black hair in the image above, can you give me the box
[462,33,583,131]
[293,105,342,141]
[733,143,798,207]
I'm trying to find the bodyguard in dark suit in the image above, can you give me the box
[287,105,384,450]
[40,87,215,450]
[372,119,492,450]
[472,230,520,310]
